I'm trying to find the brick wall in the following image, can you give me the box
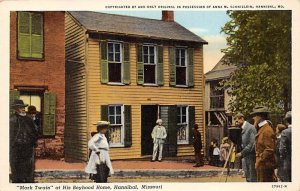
[10,12,65,160]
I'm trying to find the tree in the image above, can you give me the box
[221,11,291,116]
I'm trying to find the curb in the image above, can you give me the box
[35,169,243,179]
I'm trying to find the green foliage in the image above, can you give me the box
[221,11,291,116]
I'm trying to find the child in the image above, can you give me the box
[212,142,220,166]
[85,121,114,183]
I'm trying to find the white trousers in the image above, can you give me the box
[152,142,164,160]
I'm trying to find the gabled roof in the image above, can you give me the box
[205,56,237,81]
[69,11,207,44]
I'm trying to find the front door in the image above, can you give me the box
[141,105,158,156]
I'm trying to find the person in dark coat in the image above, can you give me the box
[279,111,292,182]
[10,99,39,183]
[251,106,276,182]
[275,124,287,181]
[193,124,204,167]
[234,112,257,182]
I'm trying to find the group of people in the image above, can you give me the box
[217,106,291,182]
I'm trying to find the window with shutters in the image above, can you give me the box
[17,12,44,59]
[108,42,122,83]
[210,80,224,109]
[108,105,124,147]
[143,45,157,84]
[177,105,189,144]
[175,48,187,86]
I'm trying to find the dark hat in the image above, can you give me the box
[27,105,37,114]
[13,99,28,109]
[250,106,270,116]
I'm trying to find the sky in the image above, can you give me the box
[102,11,230,73]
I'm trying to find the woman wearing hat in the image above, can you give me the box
[251,106,276,182]
[151,119,167,162]
[85,121,114,183]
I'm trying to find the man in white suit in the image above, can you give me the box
[151,119,167,162]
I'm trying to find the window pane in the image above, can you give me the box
[110,126,121,144]
[19,12,30,33]
[176,49,180,65]
[181,49,185,57]
[150,55,155,64]
[144,55,148,64]
[109,106,115,115]
[144,65,156,84]
[108,53,114,61]
[182,116,186,123]
[181,58,186,66]
[176,67,186,85]
[144,46,148,55]
[108,43,113,53]
[177,125,187,141]
[30,95,41,112]
[149,46,154,55]
[116,116,121,124]
[115,44,120,52]
[116,106,121,114]
[109,116,115,124]
[115,53,120,62]
[108,63,122,82]
[177,116,181,124]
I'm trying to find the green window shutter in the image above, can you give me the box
[169,47,176,86]
[136,44,144,85]
[188,48,194,87]
[31,13,43,59]
[101,105,110,142]
[100,40,108,84]
[123,43,131,85]
[10,90,20,115]
[188,106,195,144]
[124,105,132,147]
[18,12,31,58]
[43,92,56,136]
[157,45,164,86]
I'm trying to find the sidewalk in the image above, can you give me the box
[35,159,243,178]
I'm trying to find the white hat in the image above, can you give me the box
[156,119,162,124]
[95,121,110,127]
[284,111,291,120]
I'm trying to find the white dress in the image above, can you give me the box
[85,133,114,175]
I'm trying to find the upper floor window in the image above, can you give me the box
[18,12,44,59]
[108,42,122,83]
[143,45,157,84]
[210,80,224,109]
[175,48,187,85]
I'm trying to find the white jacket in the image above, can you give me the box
[85,133,114,175]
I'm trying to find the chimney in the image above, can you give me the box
[162,11,174,22]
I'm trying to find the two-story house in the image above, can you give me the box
[10,11,65,159]
[204,56,237,153]
[65,11,208,162]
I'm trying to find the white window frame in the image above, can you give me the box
[143,44,157,85]
[175,47,188,86]
[108,104,125,147]
[177,105,189,144]
[108,41,123,84]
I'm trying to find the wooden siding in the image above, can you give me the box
[86,39,205,160]
[64,13,88,162]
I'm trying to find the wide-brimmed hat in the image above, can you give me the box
[250,106,270,116]
[284,111,291,120]
[156,119,163,124]
[95,121,110,128]
[13,99,28,109]
[27,105,37,114]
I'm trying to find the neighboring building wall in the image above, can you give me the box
[10,12,65,159]
[86,39,205,160]
[64,13,88,162]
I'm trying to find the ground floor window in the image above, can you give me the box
[177,105,189,144]
[108,105,124,147]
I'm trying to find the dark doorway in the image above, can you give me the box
[141,105,158,156]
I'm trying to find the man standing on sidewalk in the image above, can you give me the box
[234,113,257,182]
[151,119,167,162]
[193,124,204,167]
[10,99,39,183]
[251,106,276,182]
